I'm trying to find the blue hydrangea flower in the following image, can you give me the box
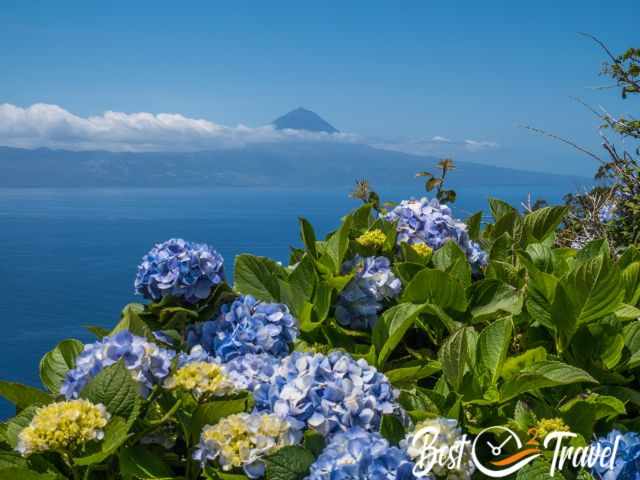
[598,202,617,223]
[384,198,488,273]
[592,430,640,480]
[306,427,416,480]
[134,238,225,304]
[223,353,279,392]
[186,295,298,362]
[335,256,402,330]
[253,351,399,438]
[60,330,175,399]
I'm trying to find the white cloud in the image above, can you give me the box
[0,103,359,152]
[371,136,500,156]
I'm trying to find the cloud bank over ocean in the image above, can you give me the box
[0,102,498,156]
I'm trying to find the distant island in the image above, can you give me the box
[0,109,587,189]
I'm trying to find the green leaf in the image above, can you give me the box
[385,361,442,386]
[380,415,405,445]
[80,361,140,418]
[500,347,547,381]
[234,254,287,302]
[298,217,318,258]
[468,279,523,319]
[118,445,173,479]
[0,381,51,410]
[560,394,626,438]
[264,446,315,480]
[325,216,352,274]
[622,261,640,305]
[552,254,624,348]
[39,339,84,394]
[402,269,467,311]
[522,206,568,243]
[5,405,38,448]
[74,416,130,466]
[302,431,325,457]
[0,468,61,480]
[575,238,609,263]
[516,460,566,480]
[438,327,477,391]
[501,361,597,402]
[84,325,110,339]
[465,211,482,241]
[489,198,518,221]
[432,241,472,288]
[476,318,513,386]
[111,303,153,338]
[373,303,427,368]
[288,254,318,300]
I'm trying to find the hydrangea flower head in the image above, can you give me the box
[193,412,301,478]
[401,417,474,480]
[164,361,238,400]
[598,202,617,223]
[186,295,298,362]
[335,256,402,330]
[307,427,416,480]
[17,400,110,456]
[254,350,399,438]
[135,238,225,304]
[411,242,433,258]
[356,229,387,249]
[529,417,569,442]
[223,353,279,392]
[592,430,640,480]
[60,330,175,399]
[384,198,488,273]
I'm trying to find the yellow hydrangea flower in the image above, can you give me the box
[17,399,110,456]
[529,417,570,442]
[195,412,299,474]
[164,361,237,399]
[356,229,387,249]
[411,242,433,257]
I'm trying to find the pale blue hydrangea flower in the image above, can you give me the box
[254,351,399,438]
[186,295,298,362]
[598,202,617,223]
[335,255,402,330]
[401,417,474,480]
[134,238,225,304]
[384,198,488,273]
[223,353,279,392]
[60,330,175,399]
[306,427,416,480]
[592,430,640,480]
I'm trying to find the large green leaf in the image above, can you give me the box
[298,217,318,258]
[499,347,547,381]
[324,215,352,274]
[401,269,467,311]
[118,445,173,479]
[522,206,568,244]
[190,397,250,443]
[432,241,472,288]
[384,360,442,386]
[552,254,624,349]
[264,446,315,480]
[373,303,426,368]
[4,405,38,448]
[476,318,513,386]
[622,261,640,305]
[560,394,625,438]
[438,327,477,391]
[0,381,51,410]
[39,339,84,394]
[501,361,597,401]
[468,279,523,319]
[234,254,287,301]
[111,303,153,338]
[80,361,140,418]
[489,198,518,221]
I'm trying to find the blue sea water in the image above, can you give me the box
[0,185,569,419]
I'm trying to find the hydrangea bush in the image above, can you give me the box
[1,188,639,480]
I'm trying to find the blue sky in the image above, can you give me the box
[0,1,638,174]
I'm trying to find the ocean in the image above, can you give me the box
[0,185,569,419]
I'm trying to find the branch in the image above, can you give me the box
[519,124,605,165]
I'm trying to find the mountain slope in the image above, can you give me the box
[0,143,586,189]
[272,108,339,133]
